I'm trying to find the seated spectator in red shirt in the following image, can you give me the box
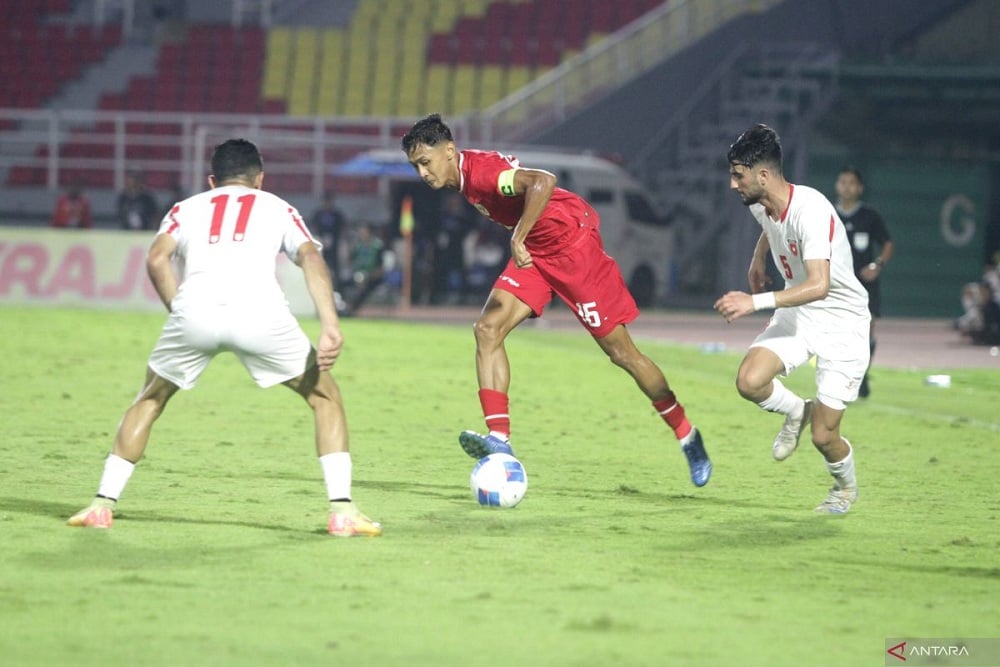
[51,184,93,229]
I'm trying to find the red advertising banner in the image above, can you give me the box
[0,228,314,315]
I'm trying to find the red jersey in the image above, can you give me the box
[51,193,93,228]
[459,149,597,256]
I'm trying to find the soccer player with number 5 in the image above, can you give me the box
[67,138,381,536]
[714,124,870,513]
[402,114,711,487]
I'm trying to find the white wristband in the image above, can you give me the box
[751,292,776,312]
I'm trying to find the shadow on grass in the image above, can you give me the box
[0,496,81,519]
[117,510,309,535]
[839,557,1000,580]
[244,475,468,501]
[0,495,318,537]
[355,478,467,500]
[678,515,844,550]
[542,484,781,511]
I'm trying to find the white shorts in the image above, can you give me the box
[750,309,870,410]
[148,303,312,390]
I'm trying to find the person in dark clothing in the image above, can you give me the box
[432,193,470,304]
[343,223,387,317]
[835,166,894,398]
[311,190,348,282]
[118,172,160,231]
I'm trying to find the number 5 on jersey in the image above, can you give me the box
[576,301,601,328]
[778,254,793,279]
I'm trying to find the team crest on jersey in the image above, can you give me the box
[788,240,800,256]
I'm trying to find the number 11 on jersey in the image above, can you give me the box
[208,193,257,243]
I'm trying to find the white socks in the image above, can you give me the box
[758,378,804,417]
[826,439,857,489]
[96,454,135,502]
[319,451,352,502]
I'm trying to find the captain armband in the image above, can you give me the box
[498,169,518,197]
[751,292,777,312]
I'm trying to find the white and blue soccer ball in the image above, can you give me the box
[470,453,528,508]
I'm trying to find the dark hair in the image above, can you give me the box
[211,138,263,183]
[401,113,453,154]
[727,124,782,170]
[838,165,864,185]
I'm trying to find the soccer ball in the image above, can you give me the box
[470,453,528,508]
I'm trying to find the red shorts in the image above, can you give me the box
[492,227,639,338]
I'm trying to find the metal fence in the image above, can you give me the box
[0,109,470,197]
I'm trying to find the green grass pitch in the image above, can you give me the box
[1,306,997,666]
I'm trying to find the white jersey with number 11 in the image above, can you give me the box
[158,184,320,310]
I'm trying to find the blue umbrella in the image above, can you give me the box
[332,150,418,178]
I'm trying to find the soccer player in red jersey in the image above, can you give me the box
[402,114,711,487]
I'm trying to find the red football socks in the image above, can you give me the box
[478,388,510,440]
[653,393,693,441]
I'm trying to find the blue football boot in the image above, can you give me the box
[459,430,514,459]
[681,428,712,487]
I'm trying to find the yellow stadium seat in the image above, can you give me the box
[370,20,402,115]
[460,0,489,17]
[505,66,534,95]
[477,65,504,109]
[429,1,459,31]
[423,65,452,114]
[451,65,476,114]
[315,29,345,115]
[396,40,426,115]
[288,29,319,115]
[262,26,293,99]
[342,28,373,116]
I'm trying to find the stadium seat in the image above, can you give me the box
[263,26,293,100]
[451,65,477,114]
[315,29,345,115]
[5,1,669,191]
[253,0,667,119]
[288,29,320,115]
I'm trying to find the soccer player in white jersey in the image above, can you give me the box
[713,124,870,514]
[67,138,381,536]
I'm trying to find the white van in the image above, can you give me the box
[336,148,674,306]
[508,149,674,306]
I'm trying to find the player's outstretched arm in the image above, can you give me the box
[296,242,343,371]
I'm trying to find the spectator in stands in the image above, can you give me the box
[432,192,470,304]
[956,251,1000,345]
[411,228,436,306]
[161,179,186,221]
[310,190,348,283]
[835,166,893,398]
[51,184,93,229]
[117,172,160,231]
[463,216,509,302]
[342,222,387,317]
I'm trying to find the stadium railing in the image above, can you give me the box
[0,109,476,197]
[474,0,784,143]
